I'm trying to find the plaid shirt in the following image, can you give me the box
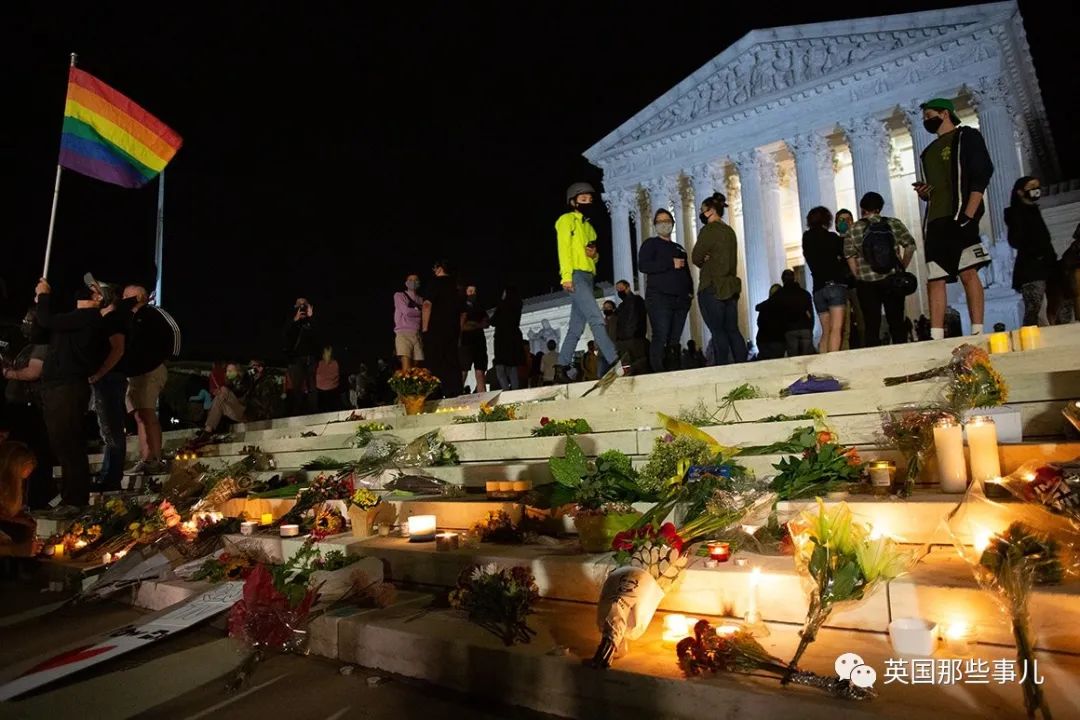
[844,215,917,283]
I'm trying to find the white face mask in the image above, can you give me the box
[655,221,674,236]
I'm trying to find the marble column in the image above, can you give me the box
[789,131,837,230]
[732,149,783,344]
[631,188,647,293]
[972,76,1023,246]
[902,101,934,184]
[845,116,895,217]
[602,188,635,289]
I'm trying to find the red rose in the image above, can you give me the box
[693,618,712,641]
[540,417,550,426]
[675,637,697,660]
[612,530,635,552]
[658,523,684,553]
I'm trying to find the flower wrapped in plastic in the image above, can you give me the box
[880,403,957,496]
[677,619,873,700]
[883,343,1008,414]
[448,563,539,646]
[591,414,773,668]
[784,499,912,683]
[947,476,1080,719]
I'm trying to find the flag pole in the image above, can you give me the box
[154,169,165,304]
[42,52,77,279]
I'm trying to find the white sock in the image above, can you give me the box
[970,324,983,335]
[931,328,945,340]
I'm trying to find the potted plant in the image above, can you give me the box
[548,439,643,553]
[388,367,440,415]
[348,487,383,539]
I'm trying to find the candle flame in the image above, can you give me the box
[945,622,971,640]
[972,528,993,554]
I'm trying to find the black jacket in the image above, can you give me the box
[802,228,848,291]
[1006,204,1057,290]
[492,298,524,366]
[615,293,647,341]
[638,237,693,297]
[283,316,319,362]
[122,305,179,377]
[754,296,786,345]
[920,125,994,224]
[36,294,106,386]
[773,284,814,332]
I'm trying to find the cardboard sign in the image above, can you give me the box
[0,581,243,701]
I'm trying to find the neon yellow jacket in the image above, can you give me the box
[555,210,598,283]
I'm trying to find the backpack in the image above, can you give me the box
[861,219,900,275]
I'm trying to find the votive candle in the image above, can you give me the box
[933,417,968,493]
[240,521,257,536]
[279,524,300,538]
[988,332,1011,354]
[260,513,274,526]
[943,622,977,655]
[407,515,437,542]
[511,481,530,493]
[435,531,460,551]
[497,481,513,493]
[868,460,895,489]
[707,541,731,563]
[661,614,695,647]
[1019,325,1042,351]
[485,481,499,494]
[53,543,65,559]
[965,415,1001,486]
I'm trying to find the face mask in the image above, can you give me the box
[617,291,627,300]
[654,221,674,236]
[406,280,420,291]
[1027,188,1042,201]
[120,296,139,311]
[836,220,850,234]
[576,203,594,218]
[923,116,944,134]
[226,370,239,381]
[466,296,476,306]
[603,308,614,316]
[699,212,710,225]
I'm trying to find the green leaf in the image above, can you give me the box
[809,542,829,578]
[549,437,588,488]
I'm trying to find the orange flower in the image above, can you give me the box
[816,431,837,446]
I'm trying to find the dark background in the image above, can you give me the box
[3,2,1075,368]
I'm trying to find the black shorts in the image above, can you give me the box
[458,334,488,372]
[925,217,990,282]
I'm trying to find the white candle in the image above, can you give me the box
[943,622,977,655]
[965,416,1001,486]
[661,614,696,647]
[407,515,437,542]
[746,567,761,622]
[868,461,895,489]
[435,531,459,551]
[933,418,968,493]
[279,524,300,538]
[240,521,257,536]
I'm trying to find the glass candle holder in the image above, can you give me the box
[707,541,731,563]
[933,417,967,493]
[965,415,1001,486]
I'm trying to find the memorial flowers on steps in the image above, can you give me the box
[449,563,539,646]
[388,367,440,415]
[783,499,912,683]
[591,415,773,668]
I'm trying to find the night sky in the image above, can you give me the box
[5,2,1075,368]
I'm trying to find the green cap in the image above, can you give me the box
[920,97,956,113]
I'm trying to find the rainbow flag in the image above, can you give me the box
[59,67,182,188]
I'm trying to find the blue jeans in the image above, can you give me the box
[559,271,619,366]
[495,365,521,390]
[646,292,691,373]
[698,291,746,365]
[92,372,128,486]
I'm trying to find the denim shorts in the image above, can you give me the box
[812,282,848,314]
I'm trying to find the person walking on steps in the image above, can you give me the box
[639,208,693,372]
[554,182,624,382]
[915,97,993,339]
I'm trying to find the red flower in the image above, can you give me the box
[611,530,635,552]
[658,523,684,553]
[540,417,550,426]
[676,637,697,660]
[816,431,837,446]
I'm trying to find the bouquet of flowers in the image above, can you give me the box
[192,448,275,513]
[769,430,864,501]
[532,417,592,437]
[880,403,956,496]
[677,620,873,700]
[947,474,1080,719]
[350,487,381,510]
[884,344,1008,414]
[311,504,345,539]
[128,501,182,543]
[351,422,393,449]
[192,551,258,582]
[448,563,539,646]
[454,403,518,424]
[784,499,911,683]
[282,470,355,524]
[471,510,525,544]
[388,367,440,398]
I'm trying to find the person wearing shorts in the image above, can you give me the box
[802,206,849,353]
[915,97,994,339]
[394,275,424,370]
[459,285,489,393]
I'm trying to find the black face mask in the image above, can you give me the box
[923,117,944,134]
[576,203,594,218]
[617,291,627,300]
[699,213,709,225]
[603,308,614,316]
[120,296,139,312]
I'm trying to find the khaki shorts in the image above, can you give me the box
[395,331,424,361]
[126,364,168,412]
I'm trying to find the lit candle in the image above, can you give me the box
[888,617,938,656]
[715,624,740,637]
[965,416,1001,486]
[435,531,460,551]
[102,552,112,564]
[407,515,437,542]
[53,543,65,559]
[73,539,88,550]
[661,614,696,647]
[972,527,993,554]
[511,481,530,493]
[240,521,257,536]
[943,622,977,655]
[279,524,300,538]
[868,460,895,490]
[987,332,1011,354]
[497,482,514,493]
[933,417,968,493]
[485,481,499,495]
[260,513,274,526]
[378,523,391,537]
[745,567,761,624]
[707,541,731,563]
[1019,325,1042,351]
[114,550,127,560]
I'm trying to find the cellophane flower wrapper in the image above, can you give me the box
[228,564,317,655]
[879,403,957,495]
[786,500,911,682]
[946,478,1080,720]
